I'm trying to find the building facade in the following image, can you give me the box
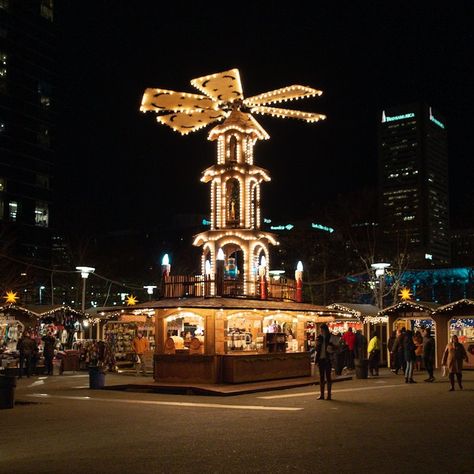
[0,0,56,271]
[378,103,450,266]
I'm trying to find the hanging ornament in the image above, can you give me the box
[3,291,19,304]
[126,295,138,306]
[399,288,412,301]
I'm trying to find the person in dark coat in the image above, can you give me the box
[422,327,436,382]
[315,324,339,400]
[404,329,416,383]
[42,331,56,376]
[17,330,38,378]
[354,330,367,360]
[391,328,406,375]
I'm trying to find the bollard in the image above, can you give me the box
[355,359,369,379]
[88,366,105,389]
[0,375,16,409]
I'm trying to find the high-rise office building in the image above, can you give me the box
[378,103,450,266]
[0,1,56,270]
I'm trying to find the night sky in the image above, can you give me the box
[55,1,474,236]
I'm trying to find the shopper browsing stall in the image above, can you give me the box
[132,332,149,376]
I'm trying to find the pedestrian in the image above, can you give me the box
[367,331,380,376]
[315,324,339,400]
[422,327,436,382]
[342,327,356,370]
[413,330,423,372]
[391,328,406,375]
[17,330,38,378]
[387,330,397,368]
[42,331,56,375]
[404,329,416,384]
[442,335,468,391]
[132,331,149,376]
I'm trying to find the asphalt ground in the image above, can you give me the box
[2,368,473,474]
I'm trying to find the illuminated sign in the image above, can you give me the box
[263,218,272,223]
[425,253,433,260]
[429,107,445,129]
[381,110,415,123]
[270,224,294,231]
[202,219,211,226]
[311,223,334,233]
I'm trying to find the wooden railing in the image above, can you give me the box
[162,275,297,301]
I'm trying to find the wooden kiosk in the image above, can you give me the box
[132,298,349,384]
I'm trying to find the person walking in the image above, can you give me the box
[367,331,380,376]
[132,331,149,376]
[342,327,356,370]
[315,324,339,400]
[42,331,56,376]
[391,328,406,375]
[442,335,468,391]
[413,330,423,372]
[404,329,416,383]
[422,327,436,382]
[17,330,38,378]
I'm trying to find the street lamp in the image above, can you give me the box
[76,266,95,312]
[39,285,46,304]
[143,285,157,300]
[371,262,390,309]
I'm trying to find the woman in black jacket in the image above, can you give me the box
[315,323,338,400]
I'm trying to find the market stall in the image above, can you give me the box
[131,297,350,384]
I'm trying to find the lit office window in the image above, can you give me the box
[38,81,52,108]
[40,0,53,21]
[0,52,7,92]
[0,177,4,191]
[0,122,4,133]
[35,202,49,227]
[8,201,18,221]
[37,126,51,147]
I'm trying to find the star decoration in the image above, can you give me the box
[3,291,19,304]
[399,288,412,301]
[126,294,138,306]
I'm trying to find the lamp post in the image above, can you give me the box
[143,285,157,301]
[39,285,46,304]
[76,266,95,312]
[371,262,390,309]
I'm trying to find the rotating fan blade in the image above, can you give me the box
[191,68,243,103]
[156,110,227,135]
[244,85,323,107]
[140,88,217,113]
[250,106,326,123]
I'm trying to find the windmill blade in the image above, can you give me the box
[191,68,243,103]
[250,106,327,123]
[244,85,323,107]
[140,88,217,113]
[156,110,227,135]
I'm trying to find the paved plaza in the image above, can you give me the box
[2,368,473,474]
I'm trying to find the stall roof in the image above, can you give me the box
[0,304,39,318]
[434,299,474,316]
[327,303,379,318]
[379,300,440,316]
[104,297,352,316]
[25,305,84,317]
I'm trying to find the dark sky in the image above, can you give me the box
[55,1,474,235]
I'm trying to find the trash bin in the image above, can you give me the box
[0,375,16,409]
[355,359,369,379]
[88,366,105,389]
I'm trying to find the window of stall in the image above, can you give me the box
[165,313,205,351]
[225,313,263,352]
[263,314,298,352]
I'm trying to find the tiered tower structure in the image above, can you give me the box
[140,68,325,294]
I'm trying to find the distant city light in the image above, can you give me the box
[311,223,334,233]
[270,224,294,230]
[429,107,445,129]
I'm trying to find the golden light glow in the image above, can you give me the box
[190,68,243,102]
[126,295,138,306]
[399,288,412,301]
[3,291,19,304]
[244,85,323,107]
[251,106,326,122]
